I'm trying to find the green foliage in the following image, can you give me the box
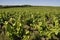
[0,7,60,40]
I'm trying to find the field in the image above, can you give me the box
[0,6,60,40]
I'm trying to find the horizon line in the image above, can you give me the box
[0,4,60,7]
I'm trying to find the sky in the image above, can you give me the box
[0,0,60,6]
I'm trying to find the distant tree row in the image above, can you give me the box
[0,5,32,8]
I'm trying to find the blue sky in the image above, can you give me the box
[0,0,60,6]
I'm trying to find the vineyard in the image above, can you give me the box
[0,6,60,40]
